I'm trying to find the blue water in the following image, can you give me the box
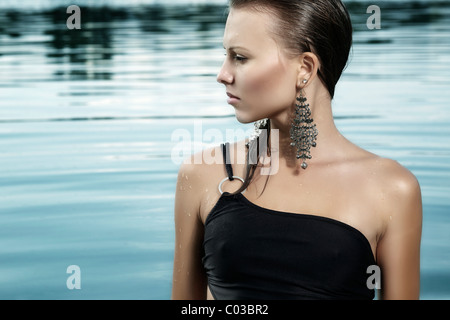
[1,0,449,299]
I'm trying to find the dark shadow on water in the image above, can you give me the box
[1,1,449,81]
[0,4,228,81]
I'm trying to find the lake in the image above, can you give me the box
[0,0,449,299]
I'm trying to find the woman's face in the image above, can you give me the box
[217,7,300,124]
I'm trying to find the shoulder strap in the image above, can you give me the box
[221,143,234,181]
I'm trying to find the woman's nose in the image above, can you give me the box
[217,62,234,85]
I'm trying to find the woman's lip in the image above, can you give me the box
[227,92,240,99]
[226,92,240,105]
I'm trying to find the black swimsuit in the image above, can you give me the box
[202,143,377,300]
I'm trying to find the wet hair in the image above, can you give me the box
[226,0,353,196]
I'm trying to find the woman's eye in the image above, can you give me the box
[223,52,247,63]
[230,54,247,62]
[234,55,247,62]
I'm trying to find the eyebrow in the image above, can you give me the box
[223,45,250,52]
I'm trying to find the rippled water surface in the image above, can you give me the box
[1,0,450,299]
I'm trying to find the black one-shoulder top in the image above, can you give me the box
[202,143,377,300]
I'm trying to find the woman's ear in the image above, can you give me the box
[296,52,320,88]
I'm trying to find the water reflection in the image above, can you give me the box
[1,5,227,82]
[1,2,449,85]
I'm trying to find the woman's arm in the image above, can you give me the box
[376,164,423,300]
[171,159,207,300]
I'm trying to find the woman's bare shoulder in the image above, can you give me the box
[370,156,420,195]
[348,143,419,194]
[358,153,422,222]
[177,144,224,187]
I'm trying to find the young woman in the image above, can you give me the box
[172,0,422,300]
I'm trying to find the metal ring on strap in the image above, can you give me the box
[218,176,246,195]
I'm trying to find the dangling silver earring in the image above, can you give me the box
[290,84,318,169]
